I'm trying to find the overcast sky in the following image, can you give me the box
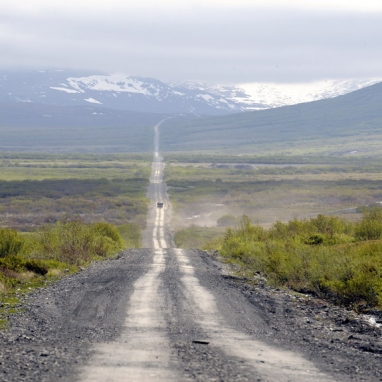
[1,0,382,84]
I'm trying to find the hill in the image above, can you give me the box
[160,82,382,156]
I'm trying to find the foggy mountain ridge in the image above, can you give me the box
[0,70,380,116]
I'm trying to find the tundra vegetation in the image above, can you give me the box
[166,155,382,311]
[208,212,382,311]
[0,153,151,328]
[165,156,382,231]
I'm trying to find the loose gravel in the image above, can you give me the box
[0,248,381,381]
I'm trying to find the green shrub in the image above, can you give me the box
[355,208,382,240]
[0,228,24,258]
[310,214,350,237]
[305,234,324,245]
[213,214,382,310]
[36,220,125,265]
[93,222,123,246]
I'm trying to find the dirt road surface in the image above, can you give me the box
[1,121,382,381]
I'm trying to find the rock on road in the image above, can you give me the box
[1,120,382,381]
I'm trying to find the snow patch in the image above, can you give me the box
[197,94,215,102]
[67,75,163,96]
[84,98,102,104]
[235,79,382,108]
[50,87,80,94]
[175,78,382,111]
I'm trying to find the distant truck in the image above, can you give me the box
[156,202,164,208]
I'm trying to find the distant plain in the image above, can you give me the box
[0,153,151,231]
[164,157,382,247]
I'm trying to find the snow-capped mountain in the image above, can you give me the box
[233,79,382,109]
[174,79,382,110]
[0,70,243,115]
[0,70,380,115]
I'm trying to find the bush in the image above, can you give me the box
[0,228,24,258]
[355,208,382,240]
[93,222,123,245]
[310,214,349,236]
[305,234,324,245]
[215,214,382,310]
[36,220,125,265]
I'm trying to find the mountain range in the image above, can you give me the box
[0,70,380,115]
[1,69,382,155]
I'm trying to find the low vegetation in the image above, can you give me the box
[0,154,151,230]
[164,153,382,166]
[0,220,129,328]
[208,211,382,311]
[165,158,382,231]
[0,153,151,328]
[167,156,382,311]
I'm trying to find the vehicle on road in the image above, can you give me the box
[157,202,164,208]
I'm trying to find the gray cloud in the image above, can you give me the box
[0,7,381,83]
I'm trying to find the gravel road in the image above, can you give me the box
[1,248,382,381]
[1,121,382,381]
